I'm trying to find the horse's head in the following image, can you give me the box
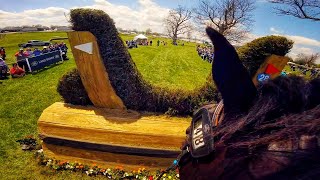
[179,27,320,180]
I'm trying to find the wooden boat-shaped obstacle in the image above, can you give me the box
[38,31,288,170]
[38,9,288,170]
[38,31,191,170]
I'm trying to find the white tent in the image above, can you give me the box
[133,34,148,45]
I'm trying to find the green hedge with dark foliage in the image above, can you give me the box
[57,69,92,106]
[238,36,293,77]
[57,9,293,115]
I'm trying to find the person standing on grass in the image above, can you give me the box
[0,58,9,79]
[10,63,25,78]
[15,48,29,72]
[0,47,6,60]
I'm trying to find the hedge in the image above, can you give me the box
[238,36,293,77]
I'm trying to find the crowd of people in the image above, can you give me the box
[288,63,320,78]
[197,45,214,63]
[126,39,169,48]
[0,42,68,80]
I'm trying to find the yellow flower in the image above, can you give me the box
[168,176,172,179]
[163,174,167,177]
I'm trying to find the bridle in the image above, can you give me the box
[156,101,225,180]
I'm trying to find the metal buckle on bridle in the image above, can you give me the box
[156,147,189,180]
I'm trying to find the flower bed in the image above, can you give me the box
[34,149,179,180]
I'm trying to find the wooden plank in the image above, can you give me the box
[252,55,289,86]
[38,102,190,151]
[42,143,173,170]
[67,31,125,109]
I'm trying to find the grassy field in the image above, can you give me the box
[0,32,211,179]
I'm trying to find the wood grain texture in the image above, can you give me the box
[67,31,125,109]
[42,143,174,170]
[252,55,289,86]
[38,102,190,151]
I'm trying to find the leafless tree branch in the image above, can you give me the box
[295,53,320,65]
[269,0,320,21]
[193,0,255,43]
[164,6,193,44]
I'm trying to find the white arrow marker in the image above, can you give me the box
[74,42,93,54]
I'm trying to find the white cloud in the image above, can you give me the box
[0,0,171,33]
[0,7,69,27]
[283,35,320,47]
[270,27,283,34]
[82,0,170,32]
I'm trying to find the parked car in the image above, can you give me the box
[18,40,50,48]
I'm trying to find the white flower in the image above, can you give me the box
[37,149,43,153]
[85,171,89,176]
[176,174,180,178]
[107,168,111,172]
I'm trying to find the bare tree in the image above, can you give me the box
[145,28,152,35]
[269,0,320,21]
[294,53,320,66]
[193,0,255,43]
[164,6,192,45]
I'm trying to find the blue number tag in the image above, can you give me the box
[257,73,270,82]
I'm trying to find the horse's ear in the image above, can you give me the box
[206,27,257,117]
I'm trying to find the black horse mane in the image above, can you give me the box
[216,76,320,146]
[213,76,320,179]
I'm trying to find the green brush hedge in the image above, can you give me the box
[238,36,293,77]
[57,8,293,115]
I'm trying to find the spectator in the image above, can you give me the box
[59,42,69,60]
[0,47,6,60]
[196,45,214,63]
[10,63,25,78]
[15,48,29,72]
[0,58,9,79]
[150,40,153,46]
[157,40,160,46]
[25,48,33,57]
[33,48,42,56]
[42,46,49,54]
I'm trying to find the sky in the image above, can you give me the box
[0,0,319,61]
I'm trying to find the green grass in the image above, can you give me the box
[0,32,211,179]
